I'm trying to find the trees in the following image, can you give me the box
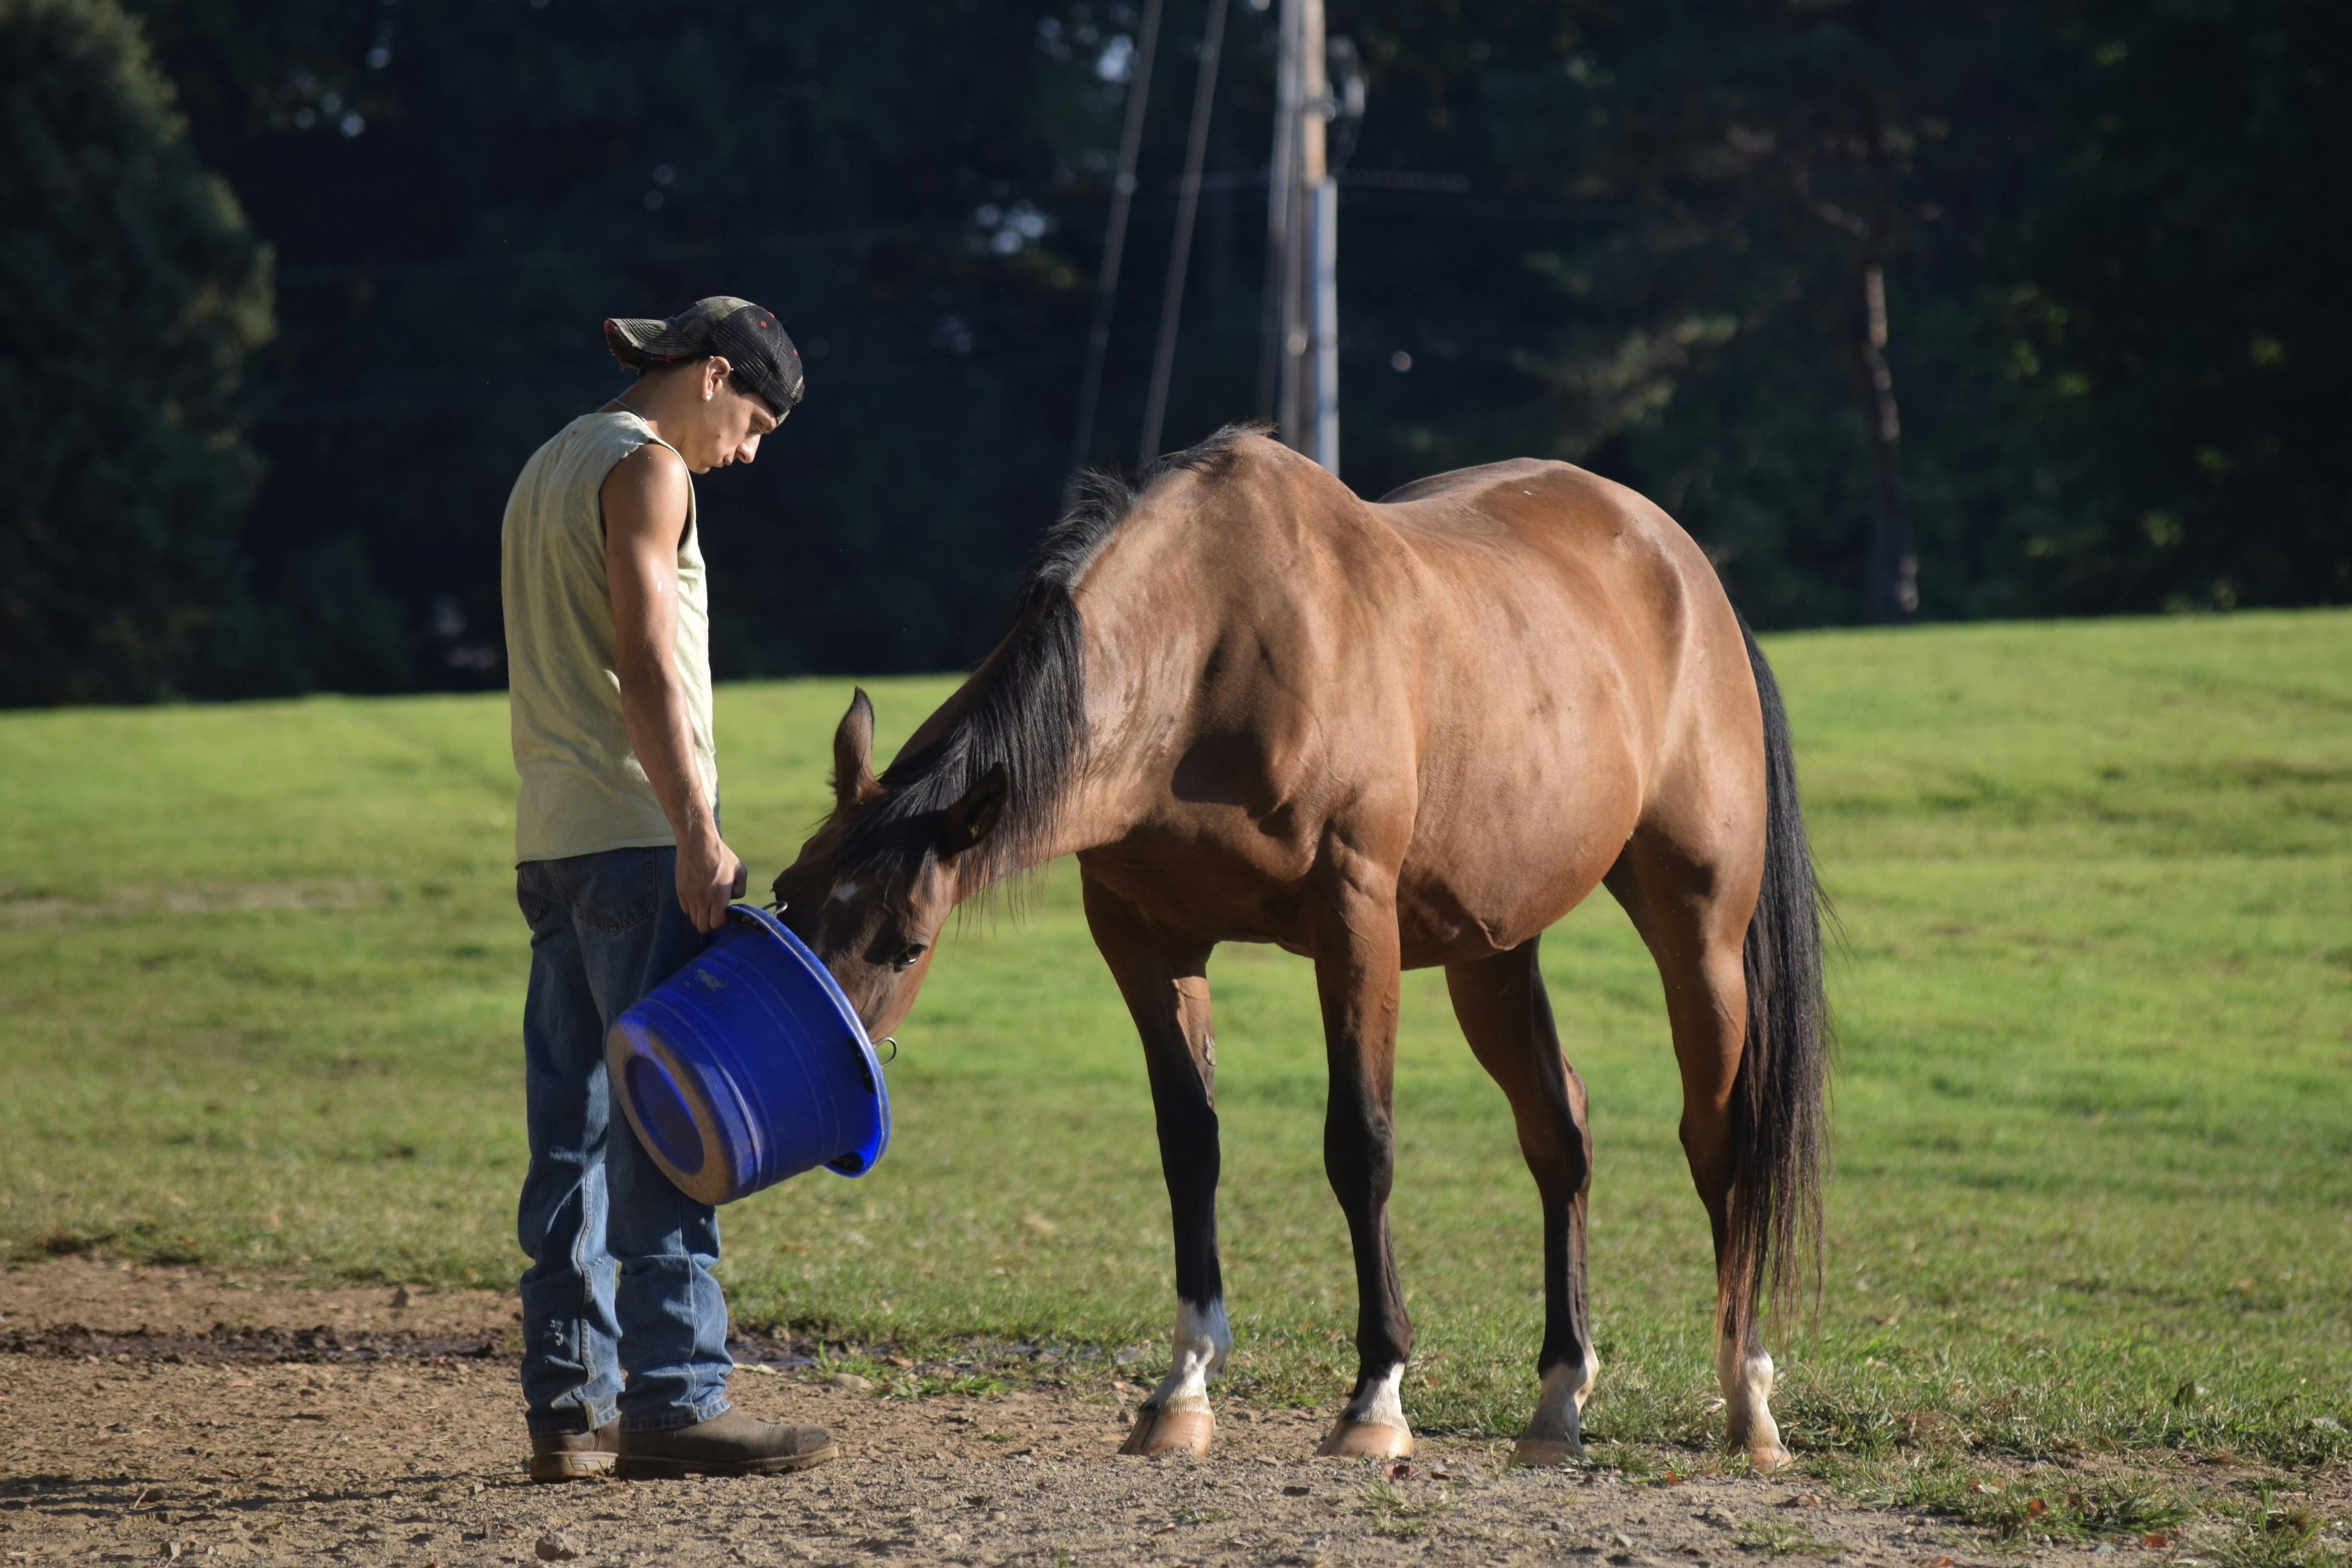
[0,0,273,705]
[4,1,2339,705]
[1425,0,2348,626]
[126,0,1094,689]
[2004,0,2352,612]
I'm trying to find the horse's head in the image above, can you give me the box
[770,688,1007,1037]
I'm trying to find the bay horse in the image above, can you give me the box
[771,425,1829,1469]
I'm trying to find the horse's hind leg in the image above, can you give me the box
[1082,873,1226,1458]
[1445,937,1596,1466]
[1605,840,1790,1471]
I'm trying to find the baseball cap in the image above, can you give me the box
[603,297,805,420]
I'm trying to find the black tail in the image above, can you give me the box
[1727,621,1833,1345]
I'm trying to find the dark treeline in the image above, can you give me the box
[2,0,2345,705]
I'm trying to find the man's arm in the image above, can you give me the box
[602,442,744,933]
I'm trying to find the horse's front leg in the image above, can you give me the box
[1307,863,1414,1460]
[1082,873,1227,1459]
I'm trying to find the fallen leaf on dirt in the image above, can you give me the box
[1381,1460,1414,1480]
[1779,1494,1822,1509]
[2027,1498,2048,1517]
[2145,1535,2171,1549]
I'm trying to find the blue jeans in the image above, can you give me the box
[514,846,732,1434]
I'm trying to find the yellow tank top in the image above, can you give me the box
[501,410,715,863]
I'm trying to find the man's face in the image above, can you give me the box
[682,358,782,472]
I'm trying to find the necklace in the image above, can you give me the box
[607,393,652,422]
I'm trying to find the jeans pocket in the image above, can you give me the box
[516,870,553,929]
[561,848,662,937]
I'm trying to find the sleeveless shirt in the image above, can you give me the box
[501,410,716,863]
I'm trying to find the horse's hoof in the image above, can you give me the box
[1118,1408,1212,1458]
[1746,1442,1793,1473]
[1314,1419,1413,1460]
[1511,1437,1583,1468]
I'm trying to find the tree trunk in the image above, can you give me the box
[1854,259,1917,623]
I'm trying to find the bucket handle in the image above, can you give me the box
[762,896,893,1066]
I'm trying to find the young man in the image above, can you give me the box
[501,297,836,1481]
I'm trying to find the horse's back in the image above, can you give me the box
[1374,458,1704,598]
[1079,434,1759,961]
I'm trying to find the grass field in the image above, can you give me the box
[1,610,2347,1474]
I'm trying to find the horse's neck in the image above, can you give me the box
[1033,577,1204,868]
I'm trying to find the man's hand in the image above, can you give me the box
[678,826,748,935]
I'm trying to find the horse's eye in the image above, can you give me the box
[892,944,927,972]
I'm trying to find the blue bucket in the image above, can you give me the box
[606,903,890,1205]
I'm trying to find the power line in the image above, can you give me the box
[1065,0,1167,490]
[1138,0,1230,466]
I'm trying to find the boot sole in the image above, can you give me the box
[613,1442,839,1480]
[528,1452,618,1483]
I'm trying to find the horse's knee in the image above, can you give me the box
[1517,1118,1590,1201]
[1322,1105,1396,1208]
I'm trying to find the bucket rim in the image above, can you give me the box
[725,901,891,1176]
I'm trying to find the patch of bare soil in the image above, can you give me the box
[0,1258,2315,1567]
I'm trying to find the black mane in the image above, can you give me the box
[839,422,1264,887]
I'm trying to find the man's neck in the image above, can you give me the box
[606,376,689,440]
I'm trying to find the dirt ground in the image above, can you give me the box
[0,1258,2326,1567]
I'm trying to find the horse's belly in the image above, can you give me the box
[1078,838,1322,950]
[1394,761,1639,967]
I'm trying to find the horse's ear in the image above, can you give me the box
[832,688,883,811]
[938,763,1009,858]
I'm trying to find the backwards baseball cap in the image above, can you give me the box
[603,297,805,420]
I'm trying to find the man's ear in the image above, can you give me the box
[938,763,1009,858]
[832,688,883,811]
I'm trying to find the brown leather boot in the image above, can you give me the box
[612,1407,837,1479]
[528,1419,619,1482]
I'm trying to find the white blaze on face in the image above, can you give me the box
[1142,1299,1230,1417]
[830,881,861,904]
[1341,1363,1409,1432]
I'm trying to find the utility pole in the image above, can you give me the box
[1261,0,1341,476]
[1254,0,1300,425]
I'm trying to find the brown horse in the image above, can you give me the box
[771,425,1830,1469]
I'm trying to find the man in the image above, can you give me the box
[501,297,836,1482]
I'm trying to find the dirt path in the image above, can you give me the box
[0,1259,2303,1567]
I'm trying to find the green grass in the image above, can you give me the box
[1,610,2348,1471]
